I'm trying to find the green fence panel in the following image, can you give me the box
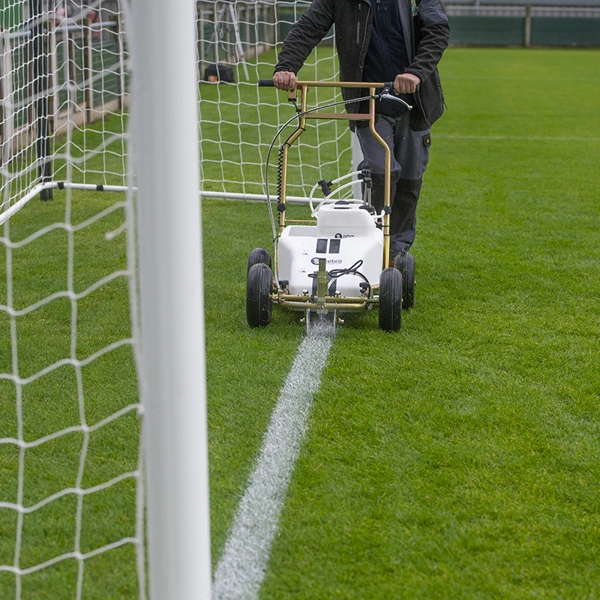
[448,16,525,45]
[278,8,301,40]
[531,17,600,47]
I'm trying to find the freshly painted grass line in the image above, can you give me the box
[213,325,334,600]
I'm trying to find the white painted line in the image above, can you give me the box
[213,325,334,600]
[436,134,600,142]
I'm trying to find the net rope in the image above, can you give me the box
[197,0,352,201]
[0,1,144,598]
[0,1,348,596]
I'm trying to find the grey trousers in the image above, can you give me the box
[356,113,431,252]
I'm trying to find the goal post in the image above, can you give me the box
[130,0,212,597]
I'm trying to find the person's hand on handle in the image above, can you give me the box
[273,71,298,91]
[394,72,421,94]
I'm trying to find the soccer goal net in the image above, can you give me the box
[0,2,141,598]
[0,0,352,226]
[0,1,347,597]
[197,0,353,204]
[0,0,128,225]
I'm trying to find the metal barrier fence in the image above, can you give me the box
[196,0,600,54]
[444,0,600,46]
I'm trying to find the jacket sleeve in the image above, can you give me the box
[275,0,336,74]
[405,0,450,83]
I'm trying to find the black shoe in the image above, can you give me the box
[389,244,410,263]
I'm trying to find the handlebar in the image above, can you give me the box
[258,79,412,111]
[258,79,395,90]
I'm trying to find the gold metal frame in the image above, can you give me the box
[275,81,392,316]
[277,81,392,267]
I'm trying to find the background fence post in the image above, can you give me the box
[524,4,532,47]
[83,17,93,123]
[29,0,53,200]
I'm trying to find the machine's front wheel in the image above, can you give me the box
[246,263,273,328]
[247,247,272,272]
[393,251,415,309]
[379,267,402,332]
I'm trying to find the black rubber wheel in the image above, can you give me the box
[247,247,272,272]
[378,267,402,332]
[393,251,415,309]
[246,263,273,328]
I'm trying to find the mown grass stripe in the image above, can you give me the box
[213,326,334,600]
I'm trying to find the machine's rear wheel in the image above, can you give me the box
[247,247,271,272]
[393,251,415,309]
[378,267,402,332]
[246,263,272,328]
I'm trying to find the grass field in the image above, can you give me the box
[1,46,600,598]
[0,193,140,598]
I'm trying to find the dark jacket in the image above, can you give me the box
[275,0,450,130]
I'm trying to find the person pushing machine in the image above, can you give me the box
[273,0,450,261]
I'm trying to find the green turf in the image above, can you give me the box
[1,46,599,598]
[0,192,140,599]
[259,47,600,599]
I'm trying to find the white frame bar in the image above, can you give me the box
[0,182,316,227]
[131,0,211,598]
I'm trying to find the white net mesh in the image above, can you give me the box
[0,1,347,596]
[197,0,351,202]
[0,1,143,598]
[0,0,129,223]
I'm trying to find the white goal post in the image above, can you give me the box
[131,0,212,596]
